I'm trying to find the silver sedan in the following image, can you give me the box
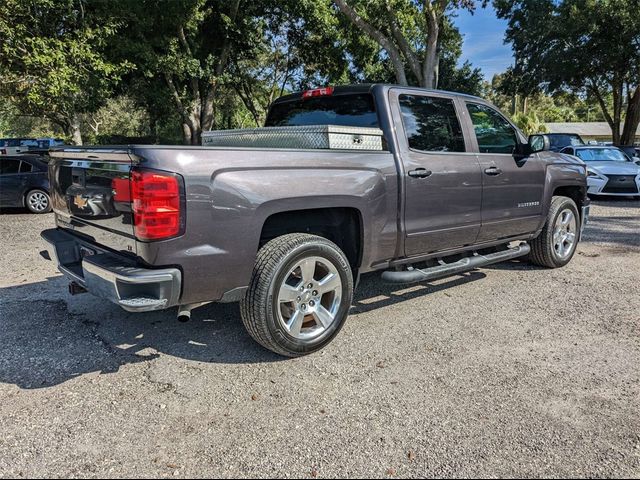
[560,146,640,198]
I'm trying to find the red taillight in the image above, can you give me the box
[111,178,131,202]
[302,86,334,99]
[131,170,182,241]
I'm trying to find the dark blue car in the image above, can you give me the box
[0,155,51,213]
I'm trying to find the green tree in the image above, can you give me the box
[115,0,275,144]
[0,0,132,144]
[495,0,640,145]
[333,0,485,89]
[512,111,547,135]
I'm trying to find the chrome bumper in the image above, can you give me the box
[41,228,181,312]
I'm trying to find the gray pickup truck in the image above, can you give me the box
[41,84,589,357]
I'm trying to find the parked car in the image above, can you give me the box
[41,84,589,357]
[560,145,640,198]
[0,155,52,213]
[613,145,640,163]
[543,133,586,152]
[0,138,38,155]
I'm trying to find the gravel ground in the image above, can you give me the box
[0,198,639,478]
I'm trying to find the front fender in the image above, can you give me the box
[538,163,588,231]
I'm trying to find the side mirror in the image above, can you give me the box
[528,134,549,153]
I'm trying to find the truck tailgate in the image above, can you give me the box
[48,148,137,255]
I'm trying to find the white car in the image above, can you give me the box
[0,138,38,155]
[560,146,640,198]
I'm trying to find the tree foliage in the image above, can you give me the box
[333,0,485,88]
[495,0,640,144]
[0,0,488,144]
[0,0,132,144]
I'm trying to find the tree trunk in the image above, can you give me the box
[66,114,83,145]
[621,86,640,146]
[422,6,439,89]
[591,83,621,144]
[334,0,408,86]
[182,123,192,145]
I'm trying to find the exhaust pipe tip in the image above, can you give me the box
[176,302,211,323]
[177,306,191,323]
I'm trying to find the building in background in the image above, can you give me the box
[545,122,640,144]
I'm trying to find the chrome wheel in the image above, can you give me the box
[553,208,577,260]
[276,256,342,341]
[27,191,49,212]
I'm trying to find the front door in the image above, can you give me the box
[390,90,483,257]
[464,102,545,242]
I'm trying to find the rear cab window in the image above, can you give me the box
[398,94,466,152]
[265,93,379,128]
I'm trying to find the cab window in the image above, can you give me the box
[466,103,518,154]
[399,95,466,152]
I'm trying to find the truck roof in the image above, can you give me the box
[271,84,487,105]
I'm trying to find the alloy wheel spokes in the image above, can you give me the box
[553,208,578,259]
[29,193,48,211]
[316,272,340,295]
[276,256,342,340]
[278,283,300,303]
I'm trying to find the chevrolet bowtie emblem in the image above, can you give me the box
[73,195,88,209]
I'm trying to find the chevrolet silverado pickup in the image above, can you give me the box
[41,84,590,357]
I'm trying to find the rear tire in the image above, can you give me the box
[25,189,52,214]
[240,233,354,357]
[529,196,579,268]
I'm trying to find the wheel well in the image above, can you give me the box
[259,207,363,269]
[553,185,585,211]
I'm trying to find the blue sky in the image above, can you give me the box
[451,4,514,81]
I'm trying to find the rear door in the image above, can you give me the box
[48,149,137,254]
[389,89,482,256]
[464,102,545,242]
[0,158,22,206]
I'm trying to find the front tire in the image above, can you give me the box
[25,189,52,214]
[529,196,580,268]
[240,233,354,357]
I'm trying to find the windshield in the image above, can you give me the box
[575,148,628,162]
[265,94,379,128]
[549,134,585,148]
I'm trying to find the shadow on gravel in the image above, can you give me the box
[0,270,490,389]
[0,207,52,215]
[352,270,486,313]
[0,281,282,389]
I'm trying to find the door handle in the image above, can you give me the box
[484,167,503,176]
[408,168,432,178]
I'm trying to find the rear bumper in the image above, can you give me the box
[41,228,181,312]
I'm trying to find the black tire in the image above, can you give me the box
[529,196,580,268]
[240,233,354,357]
[25,189,52,214]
